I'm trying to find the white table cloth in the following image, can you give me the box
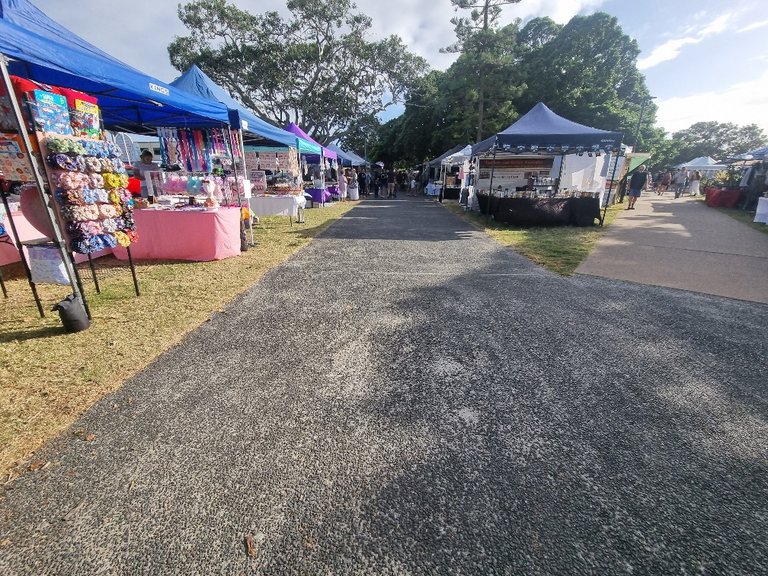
[249,195,306,219]
[754,197,768,224]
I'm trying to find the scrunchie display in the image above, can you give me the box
[99,204,118,219]
[55,171,88,190]
[111,159,126,174]
[100,158,115,173]
[82,187,99,204]
[46,137,87,155]
[114,230,131,247]
[102,173,121,189]
[47,153,78,171]
[95,188,109,203]
[100,234,118,249]
[64,189,85,206]
[88,173,104,189]
[84,156,102,173]
[101,218,117,233]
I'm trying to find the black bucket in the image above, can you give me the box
[52,294,90,333]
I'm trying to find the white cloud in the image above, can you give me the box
[738,19,768,33]
[638,13,735,70]
[655,69,768,134]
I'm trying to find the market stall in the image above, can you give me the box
[284,122,339,205]
[0,0,241,319]
[470,102,623,227]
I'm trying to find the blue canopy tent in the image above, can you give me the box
[473,102,623,155]
[0,0,231,132]
[344,149,368,166]
[170,65,317,152]
[326,143,355,166]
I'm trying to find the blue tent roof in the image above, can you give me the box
[474,102,623,154]
[170,65,309,149]
[344,149,367,166]
[0,0,231,132]
[326,143,354,166]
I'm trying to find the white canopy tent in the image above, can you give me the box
[676,156,728,171]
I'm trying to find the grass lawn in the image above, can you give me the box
[441,200,623,275]
[0,201,357,478]
[712,206,768,235]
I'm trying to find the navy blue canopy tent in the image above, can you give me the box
[170,65,314,150]
[0,0,230,132]
[473,102,623,155]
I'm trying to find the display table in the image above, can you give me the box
[112,207,241,262]
[476,194,600,227]
[1,211,110,266]
[705,188,743,208]
[249,194,306,220]
[755,197,768,224]
[304,187,333,205]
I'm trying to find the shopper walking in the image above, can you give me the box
[626,164,649,210]
[673,169,688,199]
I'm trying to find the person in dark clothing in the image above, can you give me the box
[626,164,649,210]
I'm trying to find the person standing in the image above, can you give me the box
[132,149,160,198]
[348,167,359,200]
[387,169,396,198]
[673,168,688,199]
[689,170,702,197]
[626,164,649,210]
[357,168,367,196]
[338,168,348,201]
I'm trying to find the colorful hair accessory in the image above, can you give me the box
[125,229,138,243]
[64,189,85,205]
[46,137,87,155]
[100,234,118,249]
[99,204,118,219]
[84,156,101,173]
[88,173,104,188]
[102,173,120,189]
[122,212,135,230]
[55,171,87,190]
[101,218,116,233]
[100,158,115,173]
[82,187,99,204]
[114,230,131,247]
[54,188,67,205]
[107,190,121,205]
[106,142,121,158]
[47,153,76,171]
[111,158,126,173]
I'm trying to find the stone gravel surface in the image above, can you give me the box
[1,198,766,575]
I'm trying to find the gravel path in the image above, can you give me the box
[2,198,767,575]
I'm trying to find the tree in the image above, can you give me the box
[443,0,522,141]
[168,0,427,143]
[648,122,767,170]
[516,13,654,141]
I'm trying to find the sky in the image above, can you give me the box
[31,0,768,136]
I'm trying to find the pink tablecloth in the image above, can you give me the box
[0,211,109,266]
[112,207,241,262]
[705,188,742,208]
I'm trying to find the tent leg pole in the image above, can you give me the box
[487,144,498,222]
[126,246,140,297]
[602,150,622,226]
[87,254,100,293]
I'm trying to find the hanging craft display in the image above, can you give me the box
[157,127,239,173]
[45,134,137,254]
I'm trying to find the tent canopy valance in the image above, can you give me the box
[170,65,310,149]
[427,144,469,168]
[284,123,334,159]
[676,156,728,170]
[0,0,230,132]
[473,102,623,155]
[326,143,367,166]
[733,146,768,161]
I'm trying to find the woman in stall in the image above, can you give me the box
[132,149,160,198]
[338,167,348,201]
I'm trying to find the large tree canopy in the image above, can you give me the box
[647,121,767,170]
[168,0,427,144]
